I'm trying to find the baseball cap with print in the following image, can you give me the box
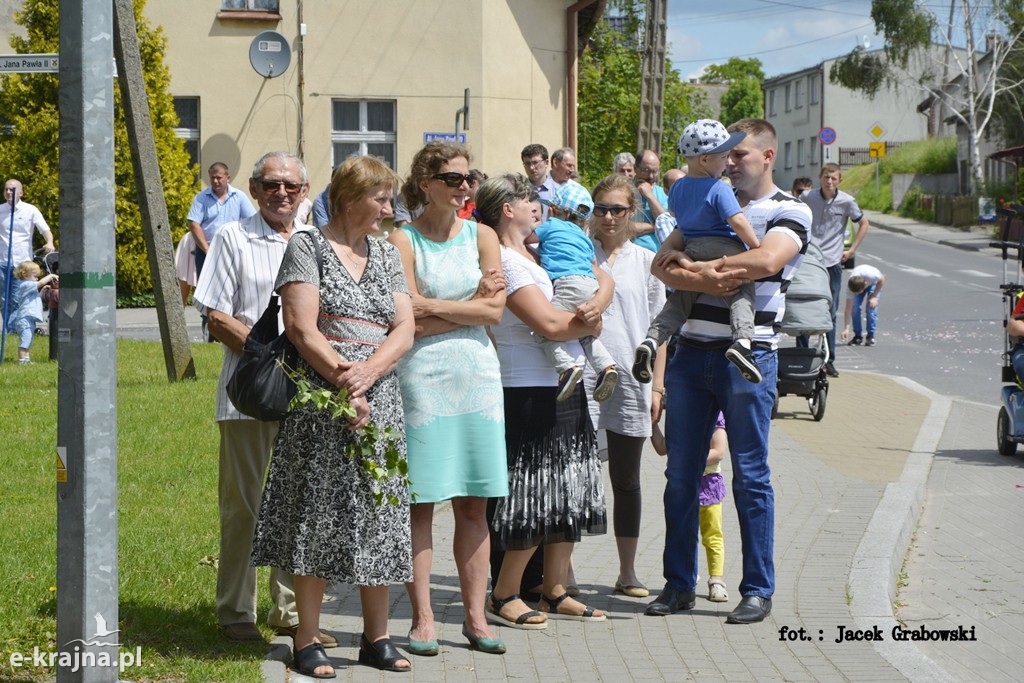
[677,119,747,157]
[540,180,594,220]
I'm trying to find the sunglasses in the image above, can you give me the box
[431,172,472,188]
[258,179,305,194]
[593,204,630,218]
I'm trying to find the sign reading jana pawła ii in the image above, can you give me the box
[0,54,59,73]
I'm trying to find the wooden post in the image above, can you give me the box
[112,0,195,381]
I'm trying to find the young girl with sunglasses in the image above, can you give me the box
[584,173,666,597]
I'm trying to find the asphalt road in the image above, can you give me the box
[830,229,1003,407]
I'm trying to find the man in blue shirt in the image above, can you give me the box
[631,149,669,252]
[188,162,257,279]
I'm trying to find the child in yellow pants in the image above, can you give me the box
[700,412,728,602]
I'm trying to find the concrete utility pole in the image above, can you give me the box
[636,0,667,156]
[57,0,119,681]
[113,0,196,381]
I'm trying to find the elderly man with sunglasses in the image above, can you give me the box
[194,152,336,646]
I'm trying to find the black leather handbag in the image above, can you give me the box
[226,230,322,421]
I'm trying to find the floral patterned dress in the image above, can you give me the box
[251,230,411,585]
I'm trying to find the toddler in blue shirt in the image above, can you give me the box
[534,181,618,403]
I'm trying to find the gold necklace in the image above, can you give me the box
[326,222,366,270]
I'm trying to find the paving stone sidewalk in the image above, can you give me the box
[266,371,939,682]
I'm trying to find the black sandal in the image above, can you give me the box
[540,592,607,621]
[486,593,548,630]
[293,642,336,679]
[357,634,410,673]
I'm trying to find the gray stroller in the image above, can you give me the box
[772,243,833,421]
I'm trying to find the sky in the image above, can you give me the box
[666,0,885,80]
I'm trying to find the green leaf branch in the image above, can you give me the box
[279,360,411,507]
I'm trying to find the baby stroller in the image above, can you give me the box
[993,204,1024,455]
[772,243,832,421]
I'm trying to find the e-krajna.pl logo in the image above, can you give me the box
[7,613,142,674]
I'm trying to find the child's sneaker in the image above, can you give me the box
[725,341,762,383]
[708,578,729,602]
[18,357,32,365]
[865,335,875,346]
[632,339,657,383]
[849,335,863,346]
[593,366,619,403]
[556,366,583,402]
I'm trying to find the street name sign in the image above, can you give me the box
[0,53,59,73]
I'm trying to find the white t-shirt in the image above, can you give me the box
[493,246,584,387]
[849,264,881,287]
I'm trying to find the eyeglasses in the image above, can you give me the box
[523,159,547,168]
[431,172,472,188]
[569,204,592,218]
[593,204,630,218]
[258,179,304,194]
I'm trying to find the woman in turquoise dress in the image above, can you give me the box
[388,142,509,655]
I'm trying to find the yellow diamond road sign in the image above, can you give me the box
[869,122,885,140]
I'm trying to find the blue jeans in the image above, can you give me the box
[850,284,878,336]
[663,343,778,598]
[1012,344,1024,382]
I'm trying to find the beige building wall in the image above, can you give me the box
[147,0,574,189]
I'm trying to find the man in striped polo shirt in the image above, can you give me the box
[645,119,810,625]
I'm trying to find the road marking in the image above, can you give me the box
[891,264,941,278]
[958,269,995,278]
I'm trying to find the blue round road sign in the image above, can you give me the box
[819,127,837,145]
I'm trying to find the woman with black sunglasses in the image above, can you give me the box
[585,173,667,599]
[387,142,509,655]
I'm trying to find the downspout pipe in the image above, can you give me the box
[566,0,600,151]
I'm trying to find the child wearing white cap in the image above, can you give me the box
[534,180,620,403]
[632,119,763,385]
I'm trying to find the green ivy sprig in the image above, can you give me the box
[280,360,411,507]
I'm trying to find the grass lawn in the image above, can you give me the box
[1,336,272,682]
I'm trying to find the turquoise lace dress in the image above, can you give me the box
[397,220,508,502]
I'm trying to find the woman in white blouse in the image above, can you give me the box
[585,173,666,598]
[474,173,611,629]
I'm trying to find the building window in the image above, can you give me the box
[797,138,805,167]
[221,0,279,10]
[784,141,792,169]
[784,84,791,112]
[810,137,819,165]
[332,99,397,170]
[768,90,777,117]
[173,97,200,175]
[795,79,804,109]
[809,75,820,104]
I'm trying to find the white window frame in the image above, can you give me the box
[768,90,777,117]
[797,138,805,167]
[785,84,791,112]
[331,99,397,170]
[221,0,279,11]
[795,79,804,109]
[172,96,200,175]
[810,137,820,165]
[809,75,820,104]
[784,141,792,169]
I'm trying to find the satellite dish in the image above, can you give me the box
[249,30,291,78]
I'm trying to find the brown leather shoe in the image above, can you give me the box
[274,624,338,648]
[222,622,265,642]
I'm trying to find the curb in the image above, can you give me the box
[848,373,955,682]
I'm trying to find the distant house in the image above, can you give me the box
[762,47,956,191]
[917,40,1013,194]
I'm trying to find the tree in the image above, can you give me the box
[702,57,765,84]
[830,0,1024,194]
[719,76,765,126]
[577,19,709,187]
[0,0,198,295]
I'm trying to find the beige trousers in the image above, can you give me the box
[216,420,296,627]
